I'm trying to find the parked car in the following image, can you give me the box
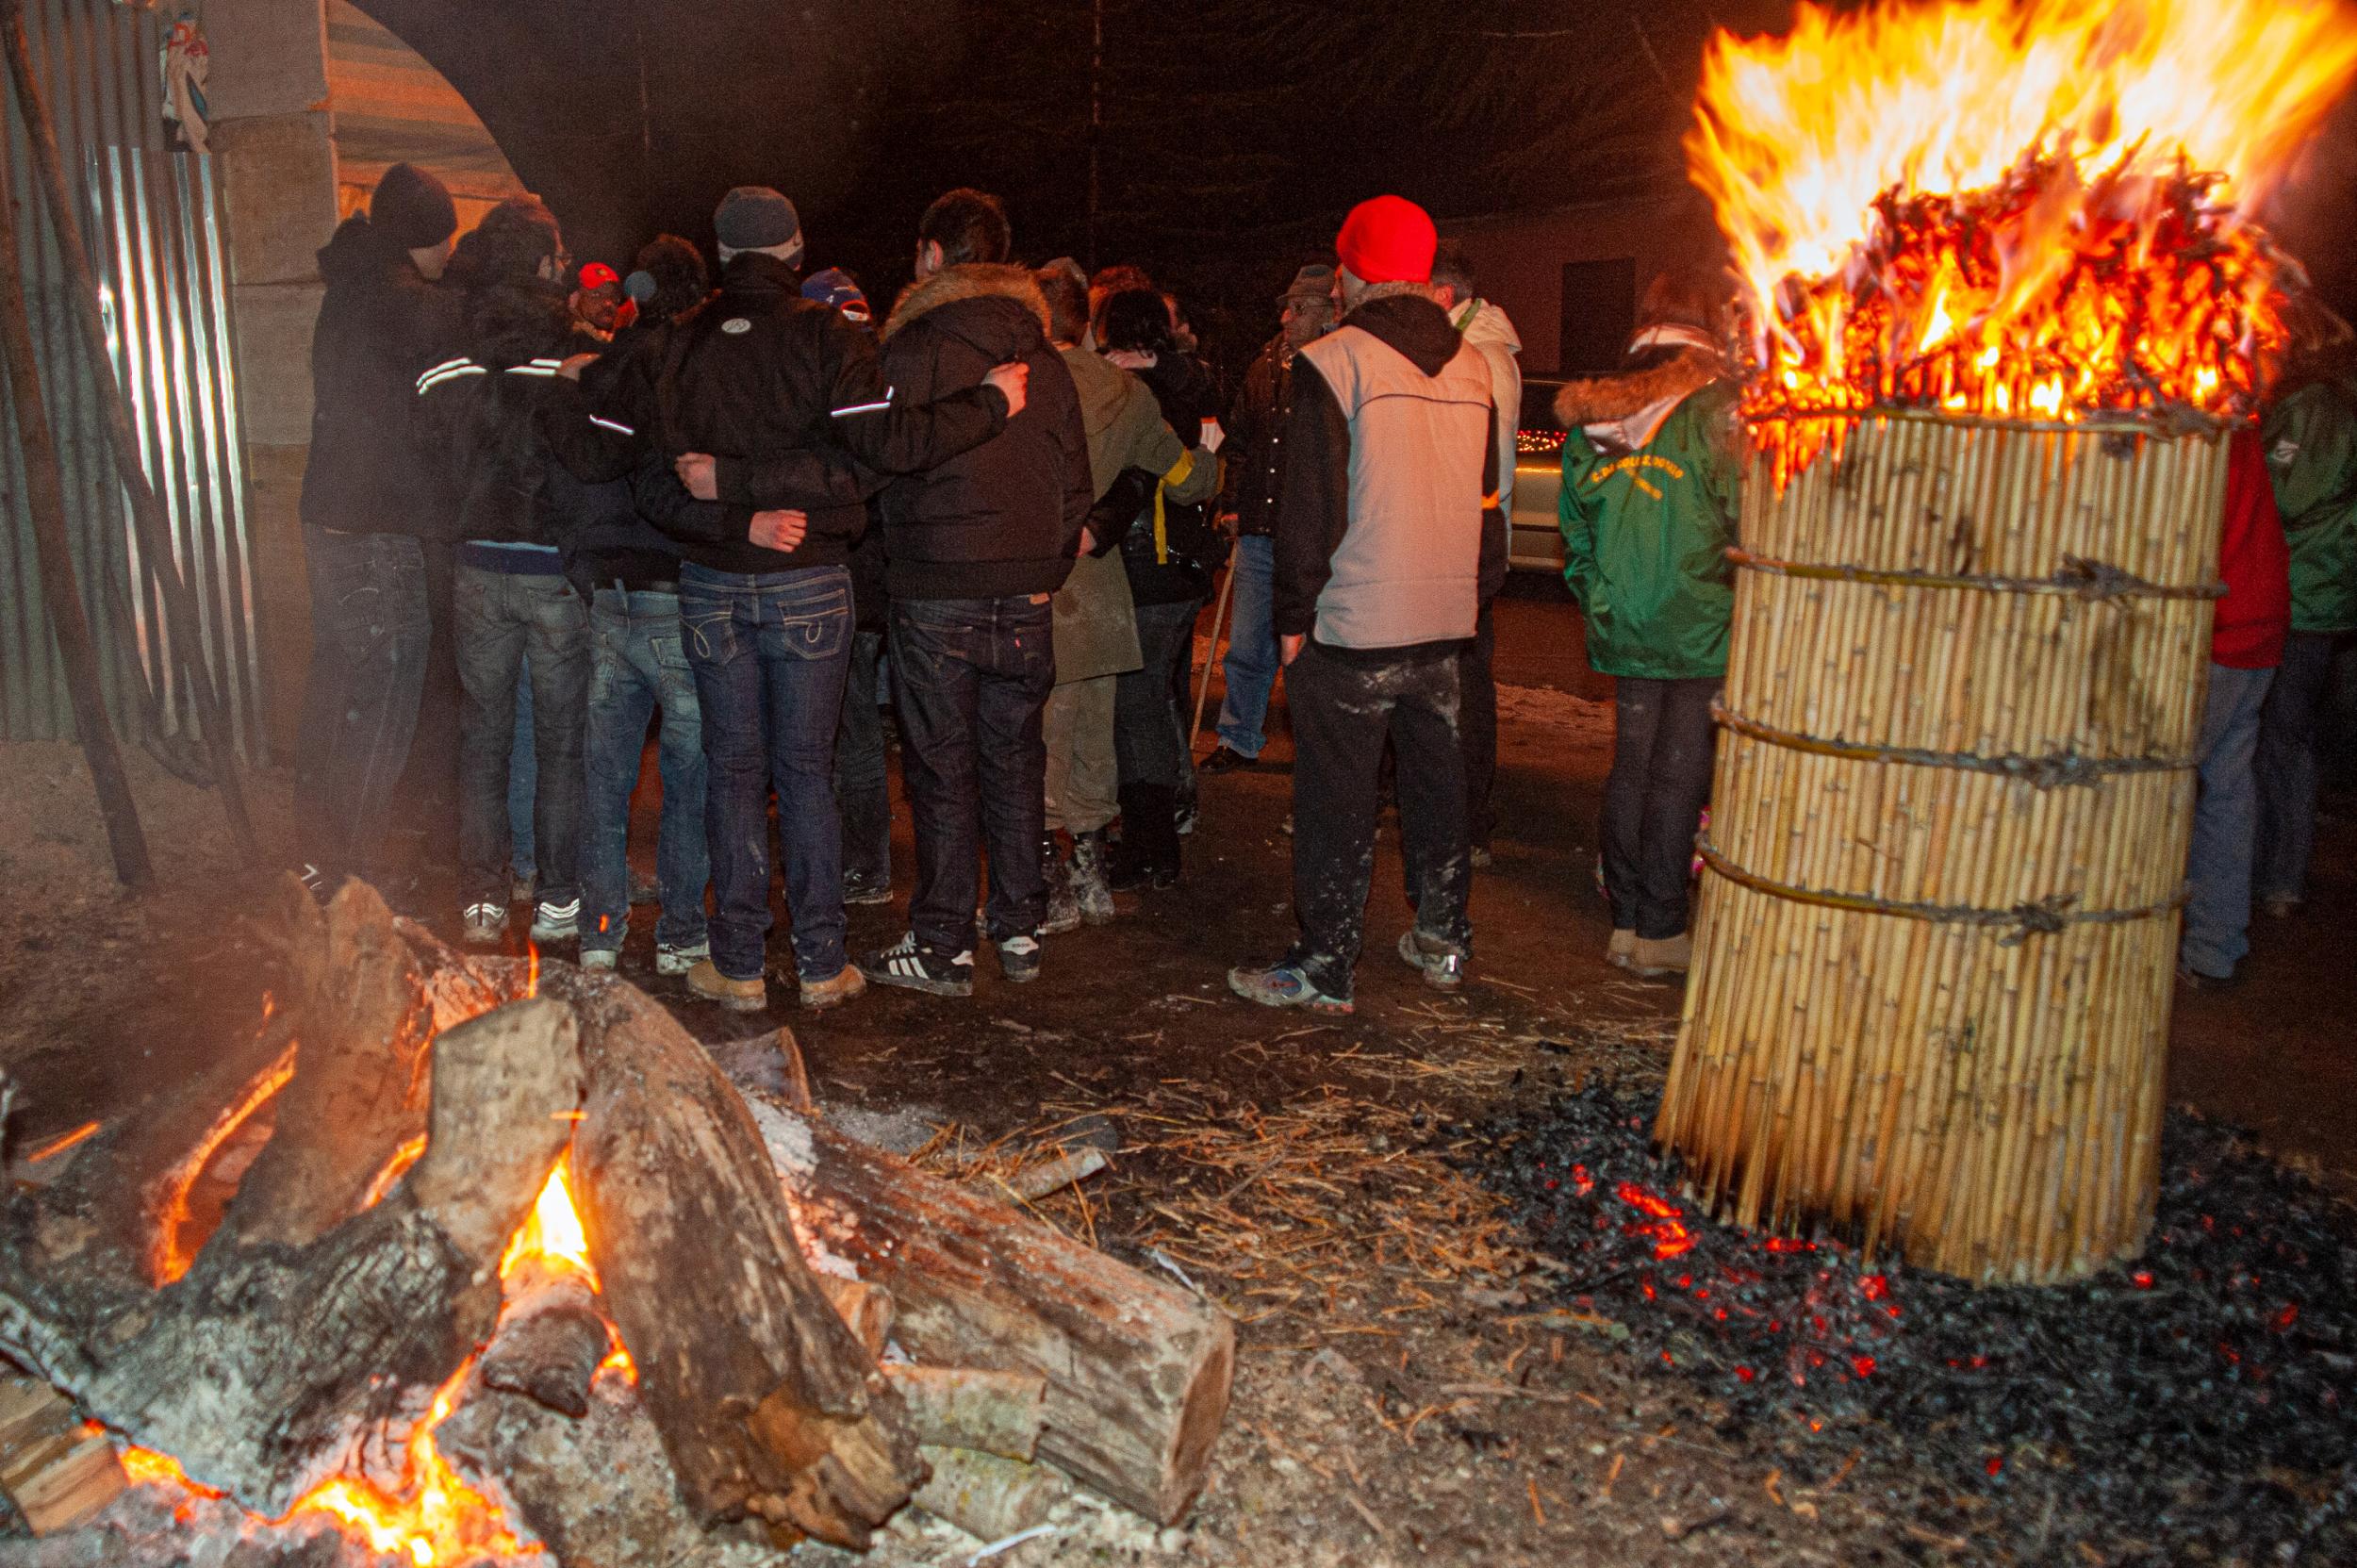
[1509,374,1567,574]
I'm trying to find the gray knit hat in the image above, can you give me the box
[714,187,803,263]
[1279,263,1336,305]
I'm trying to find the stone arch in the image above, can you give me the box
[324,0,525,230]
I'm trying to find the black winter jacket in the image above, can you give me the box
[548,320,694,593]
[1217,336,1294,538]
[301,215,457,536]
[413,277,629,549]
[615,252,1009,576]
[876,265,1092,601]
[1121,352,1226,606]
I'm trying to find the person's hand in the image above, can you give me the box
[557,352,598,382]
[1078,526,1096,556]
[676,453,718,501]
[749,509,808,552]
[1216,510,1241,540]
[983,360,1030,417]
[1104,348,1158,371]
[1280,633,1304,667]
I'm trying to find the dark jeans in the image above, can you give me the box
[890,594,1056,954]
[2255,630,2348,904]
[454,564,587,908]
[396,540,460,864]
[294,526,431,882]
[509,659,536,885]
[583,589,709,956]
[1286,638,1472,999]
[1603,675,1719,940]
[1116,599,1203,791]
[2183,663,2273,979]
[837,628,893,887]
[683,563,852,982]
[1459,596,1498,850]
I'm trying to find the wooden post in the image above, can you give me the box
[0,129,149,886]
[0,0,255,858]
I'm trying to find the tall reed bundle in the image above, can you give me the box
[1656,410,2228,1285]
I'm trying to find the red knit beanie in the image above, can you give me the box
[1335,195,1437,286]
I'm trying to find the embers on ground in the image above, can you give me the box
[1470,1082,2357,1564]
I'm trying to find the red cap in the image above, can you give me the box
[578,262,620,290]
[1335,195,1437,286]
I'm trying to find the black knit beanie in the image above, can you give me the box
[371,162,457,250]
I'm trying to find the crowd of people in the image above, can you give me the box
[292,159,2353,1019]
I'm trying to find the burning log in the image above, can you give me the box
[752,1097,1235,1525]
[480,1277,612,1420]
[546,970,923,1549]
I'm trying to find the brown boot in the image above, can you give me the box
[1607,929,1637,968]
[799,964,867,1011]
[684,959,766,1012]
[1628,933,1690,978]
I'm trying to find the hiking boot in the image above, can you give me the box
[1110,784,1179,892]
[1397,929,1468,991]
[844,871,895,907]
[1069,831,1117,923]
[685,959,766,1012]
[655,938,709,977]
[1198,745,1255,776]
[799,964,867,1010]
[580,947,619,973]
[1042,835,1081,935]
[461,900,508,947]
[860,933,975,998]
[1607,929,1637,968]
[997,933,1043,984]
[1228,961,1353,1014]
[1629,933,1691,978]
[530,898,581,943]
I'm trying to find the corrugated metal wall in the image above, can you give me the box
[0,0,264,760]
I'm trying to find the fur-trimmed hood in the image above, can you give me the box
[883,262,1052,345]
[1553,337,1730,430]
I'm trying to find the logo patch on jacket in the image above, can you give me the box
[721,317,752,335]
[2270,437,2299,469]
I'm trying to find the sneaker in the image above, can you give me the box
[1198,745,1255,776]
[997,933,1043,984]
[800,964,868,1010]
[859,933,976,998]
[844,872,896,907]
[2175,961,2239,992]
[580,948,618,973]
[1227,961,1353,1014]
[461,900,507,947]
[1175,797,1198,836]
[1396,929,1468,991]
[684,959,766,1012]
[1606,928,1637,968]
[530,898,581,943]
[1628,933,1691,978]
[655,938,709,977]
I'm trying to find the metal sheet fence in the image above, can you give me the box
[0,0,263,760]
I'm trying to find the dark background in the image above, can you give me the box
[353,0,2357,381]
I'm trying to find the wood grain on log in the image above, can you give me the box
[817,1277,896,1361]
[547,971,920,1549]
[911,1445,1062,1541]
[753,1098,1234,1524]
[882,1366,1046,1461]
[0,1376,126,1534]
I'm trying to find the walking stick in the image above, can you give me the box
[1189,554,1237,751]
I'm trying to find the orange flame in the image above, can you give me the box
[499,1160,597,1289]
[22,1121,101,1164]
[153,1046,299,1283]
[1688,0,2357,478]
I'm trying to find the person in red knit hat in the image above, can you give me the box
[1228,195,1504,1012]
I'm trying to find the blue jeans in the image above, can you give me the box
[294,526,431,882]
[2256,630,2347,905]
[583,588,709,957]
[890,595,1056,954]
[682,563,852,982]
[837,628,893,888]
[454,564,587,908]
[509,660,536,887]
[1214,535,1278,757]
[2182,662,2275,979]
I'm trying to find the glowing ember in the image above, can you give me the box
[364,1134,431,1209]
[23,1120,102,1163]
[1688,0,2357,481]
[1614,1180,1698,1261]
[153,1045,298,1283]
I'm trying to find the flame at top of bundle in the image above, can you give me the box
[1689,0,2357,481]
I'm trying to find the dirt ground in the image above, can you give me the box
[2,602,2352,1566]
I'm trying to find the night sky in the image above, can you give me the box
[354,0,2357,375]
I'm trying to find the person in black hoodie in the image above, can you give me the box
[415,196,622,949]
[855,189,1092,998]
[293,162,457,902]
[633,187,1026,1013]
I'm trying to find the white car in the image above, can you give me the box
[1508,375,1568,575]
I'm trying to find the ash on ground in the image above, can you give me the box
[1473,1083,2357,1566]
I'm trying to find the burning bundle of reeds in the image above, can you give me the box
[1656,411,2226,1283]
